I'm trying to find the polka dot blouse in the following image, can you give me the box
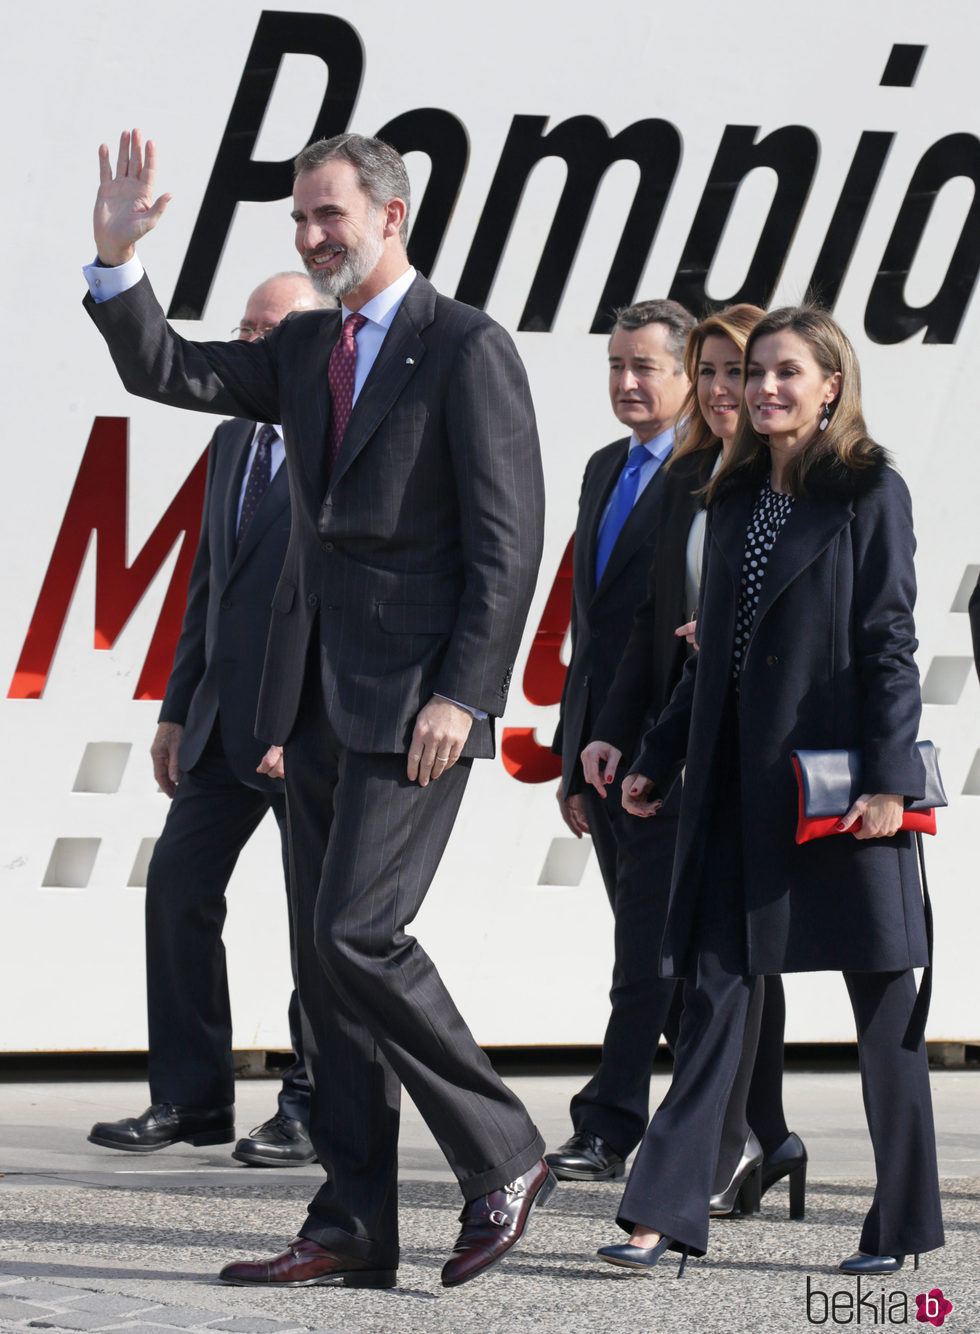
[732,481,795,678]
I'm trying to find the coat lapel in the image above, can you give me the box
[327,274,437,493]
[231,456,290,571]
[751,493,851,627]
[300,315,342,496]
[220,421,256,573]
[711,481,852,633]
[580,444,625,598]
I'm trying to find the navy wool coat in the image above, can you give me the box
[632,449,930,978]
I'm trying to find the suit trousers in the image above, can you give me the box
[615,747,764,1254]
[576,778,788,1177]
[573,781,682,1156]
[145,726,309,1118]
[284,657,544,1266]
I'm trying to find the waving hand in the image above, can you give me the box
[94,129,172,266]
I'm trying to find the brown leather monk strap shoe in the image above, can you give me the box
[219,1237,396,1288]
[441,1158,557,1287]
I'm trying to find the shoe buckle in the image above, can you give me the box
[488,1209,511,1227]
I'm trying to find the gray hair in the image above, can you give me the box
[609,299,695,370]
[293,134,411,245]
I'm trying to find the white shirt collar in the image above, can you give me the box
[341,267,417,329]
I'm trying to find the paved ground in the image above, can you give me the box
[1,1066,977,1333]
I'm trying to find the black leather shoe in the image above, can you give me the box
[761,1131,808,1219]
[545,1131,625,1181]
[840,1251,918,1275]
[441,1159,556,1287]
[232,1113,317,1167]
[597,1235,689,1277]
[709,1131,763,1217]
[88,1103,235,1153]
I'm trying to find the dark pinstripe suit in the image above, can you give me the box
[86,271,546,1267]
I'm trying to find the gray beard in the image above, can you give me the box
[307,230,385,300]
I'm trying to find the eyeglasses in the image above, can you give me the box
[231,323,279,341]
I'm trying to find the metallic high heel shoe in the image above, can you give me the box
[597,1234,689,1277]
[760,1131,808,1220]
[709,1131,763,1217]
[839,1252,919,1275]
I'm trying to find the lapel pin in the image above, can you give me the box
[405,357,415,365]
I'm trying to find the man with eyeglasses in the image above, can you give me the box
[88,270,331,1169]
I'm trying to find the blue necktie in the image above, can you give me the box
[594,445,652,584]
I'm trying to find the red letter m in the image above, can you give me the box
[9,417,207,701]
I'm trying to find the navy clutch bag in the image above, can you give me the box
[791,741,947,843]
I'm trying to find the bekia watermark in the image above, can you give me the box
[806,1276,953,1325]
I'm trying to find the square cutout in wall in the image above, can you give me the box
[42,838,101,888]
[73,742,132,793]
[538,836,592,886]
[128,838,157,887]
[920,657,973,706]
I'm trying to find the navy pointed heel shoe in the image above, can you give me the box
[839,1252,919,1275]
[760,1132,808,1220]
[597,1235,689,1277]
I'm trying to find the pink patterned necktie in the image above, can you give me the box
[327,312,368,470]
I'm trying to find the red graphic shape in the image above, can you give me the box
[523,534,574,705]
[8,417,208,701]
[500,535,573,783]
[915,1288,953,1327]
[500,727,562,783]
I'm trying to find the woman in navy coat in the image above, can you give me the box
[597,307,943,1277]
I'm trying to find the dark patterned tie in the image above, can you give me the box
[327,312,368,471]
[237,423,276,546]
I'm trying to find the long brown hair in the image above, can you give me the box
[706,306,880,503]
[668,304,764,470]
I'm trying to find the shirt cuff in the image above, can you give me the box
[83,254,145,302]
[433,692,488,721]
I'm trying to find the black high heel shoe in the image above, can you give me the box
[709,1132,763,1217]
[839,1252,919,1275]
[760,1132,808,1220]
[597,1235,689,1277]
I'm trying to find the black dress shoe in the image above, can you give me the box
[441,1158,556,1287]
[839,1251,918,1275]
[709,1131,763,1217]
[88,1103,235,1153]
[231,1113,317,1167]
[597,1235,689,1277]
[545,1131,625,1182]
[761,1131,807,1219]
[219,1237,395,1288]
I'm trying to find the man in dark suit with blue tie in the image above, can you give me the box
[85,129,548,1291]
[548,300,695,1182]
[88,272,326,1168]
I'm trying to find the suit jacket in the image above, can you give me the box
[590,446,719,761]
[160,417,290,789]
[634,451,929,978]
[552,435,672,798]
[86,273,544,755]
[970,570,980,683]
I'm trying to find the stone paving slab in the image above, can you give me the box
[0,1177,977,1334]
[2,1070,977,1333]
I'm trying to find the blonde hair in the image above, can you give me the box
[668,304,765,470]
[706,305,879,503]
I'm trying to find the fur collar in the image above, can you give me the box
[711,443,892,506]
